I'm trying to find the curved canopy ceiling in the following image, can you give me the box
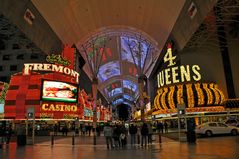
[81,34,149,106]
[32,0,186,106]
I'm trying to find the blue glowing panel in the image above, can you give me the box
[84,108,92,117]
[123,80,137,92]
[108,87,123,97]
[121,36,149,68]
[98,61,121,82]
[124,88,139,98]
[113,98,124,105]
[123,101,131,106]
[123,94,133,101]
[0,104,4,113]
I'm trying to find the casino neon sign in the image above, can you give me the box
[23,63,80,83]
[41,103,77,112]
[157,43,201,88]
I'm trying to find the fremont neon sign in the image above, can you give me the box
[157,43,201,88]
[23,63,80,83]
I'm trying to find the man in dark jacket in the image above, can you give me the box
[103,123,113,149]
[112,125,121,148]
[129,123,137,146]
[5,126,12,144]
[141,123,148,147]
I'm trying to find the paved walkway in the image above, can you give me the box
[1,135,239,159]
[32,133,174,146]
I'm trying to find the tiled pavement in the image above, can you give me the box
[1,135,239,159]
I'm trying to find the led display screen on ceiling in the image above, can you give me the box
[112,98,124,105]
[121,61,138,78]
[123,101,131,106]
[41,80,78,103]
[108,87,123,97]
[98,61,121,82]
[120,36,148,68]
[123,80,137,92]
[105,81,121,92]
[123,94,134,101]
[99,36,119,64]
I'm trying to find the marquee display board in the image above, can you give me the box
[41,80,78,103]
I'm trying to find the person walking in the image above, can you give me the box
[141,123,148,147]
[96,125,101,136]
[54,124,58,136]
[147,123,153,144]
[5,126,12,144]
[164,121,168,133]
[61,127,65,136]
[103,123,113,149]
[88,125,92,136]
[62,125,68,136]
[16,124,26,146]
[129,123,137,146]
[81,124,86,136]
[112,124,121,148]
[137,125,141,145]
[157,122,164,134]
[119,124,127,148]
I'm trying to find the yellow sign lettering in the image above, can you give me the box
[41,103,77,112]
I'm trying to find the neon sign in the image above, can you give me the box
[41,103,77,112]
[46,54,71,66]
[23,63,80,83]
[157,43,201,88]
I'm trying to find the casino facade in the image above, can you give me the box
[1,45,111,122]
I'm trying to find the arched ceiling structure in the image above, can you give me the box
[77,31,152,106]
[31,0,186,106]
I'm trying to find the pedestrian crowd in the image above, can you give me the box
[0,121,171,149]
[102,121,169,150]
